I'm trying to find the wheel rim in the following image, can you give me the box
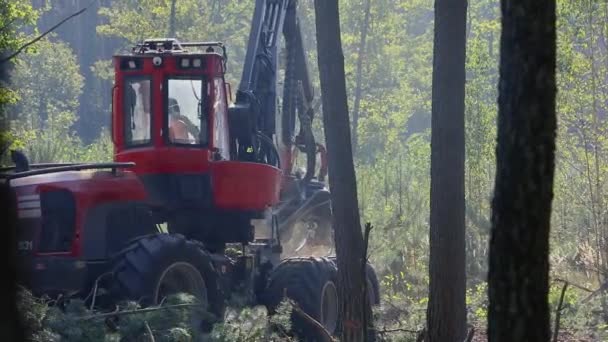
[154,262,207,306]
[320,280,338,334]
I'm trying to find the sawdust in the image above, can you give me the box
[280,221,335,258]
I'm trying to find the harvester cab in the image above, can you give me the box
[112,39,280,213]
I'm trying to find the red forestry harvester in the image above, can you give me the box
[2,0,379,339]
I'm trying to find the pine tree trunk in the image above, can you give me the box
[0,183,25,341]
[488,0,557,341]
[351,0,371,156]
[0,10,24,333]
[168,0,177,37]
[426,0,468,341]
[313,1,370,341]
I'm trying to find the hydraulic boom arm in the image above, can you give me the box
[229,0,316,179]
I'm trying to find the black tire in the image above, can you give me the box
[365,262,381,306]
[327,257,381,306]
[108,234,225,327]
[263,256,340,341]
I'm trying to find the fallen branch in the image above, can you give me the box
[581,280,608,304]
[288,297,335,342]
[0,0,97,64]
[77,303,203,321]
[552,277,593,293]
[552,281,569,342]
[144,321,156,342]
[89,272,112,310]
[377,327,418,335]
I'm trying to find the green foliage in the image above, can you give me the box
[465,282,488,324]
[1,34,114,164]
[90,59,114,82]
[96,0,254,87]
[9,36,83,126]
[17,287,298,342]
[210,306,274,341]
[545,283,608,340]
[0,0,38,124]
[0,1,37,48]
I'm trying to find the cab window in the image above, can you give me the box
[167,78,206,145]
[213,77,230,158]
[124,77,151,146]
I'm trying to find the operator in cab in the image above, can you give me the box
[168,98,194,144]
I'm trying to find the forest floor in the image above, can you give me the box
[468,325,595,342]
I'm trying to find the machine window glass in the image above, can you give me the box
[124,78,152,146]
[167,78,206,145]
[213,77,230,158]
[38,190,76,253]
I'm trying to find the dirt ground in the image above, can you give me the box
[468,326,599,342]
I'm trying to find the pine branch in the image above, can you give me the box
[0,17,18,34]
[287,296,335,342]
[77,303,203,321]
[144,321,156,342]
[581,280,608,304]
[0,0,98,64]
[552,277,593,293]
[377,327,419,335]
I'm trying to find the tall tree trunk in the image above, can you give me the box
[0,183,24,342]
[313,1,370,341]
[488,0,557,340]
[426,0,468,341]
[168,0,177,37]
[0,12,25,338]
[351,0,371,156]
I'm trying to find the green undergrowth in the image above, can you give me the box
[16,279,608,342]
[16,288,297,342]
[372,276,608,341]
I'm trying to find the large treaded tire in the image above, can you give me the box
[328,256,381,306]
[108,234,225,325]
[263,256,339,341]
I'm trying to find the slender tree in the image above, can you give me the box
[426,0,468,340]
[0,5,26,333]
[313,1,371,341]
[351,0,371,155]
[168,0,177,37]
[488,0,557,340]
[0,183,24,342]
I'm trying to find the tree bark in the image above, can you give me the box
[488,0,557,341]
[351,0,371,156]
[313,1,370,341]
[168,0,177,37]
[426,0,468,341]
[0,184,25,342]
